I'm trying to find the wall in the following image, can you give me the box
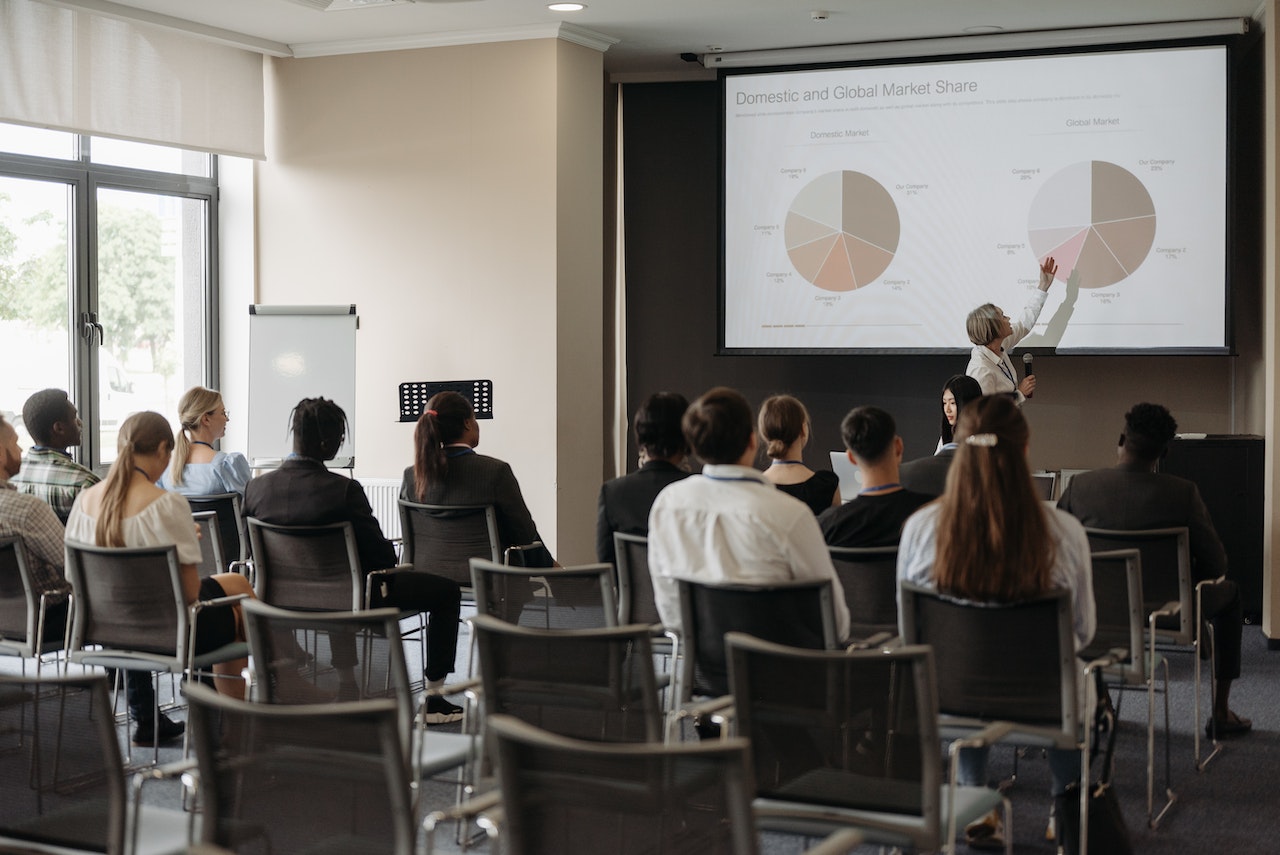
[253,38,604,563]
[621,81,1265,478]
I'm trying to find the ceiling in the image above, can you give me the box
[43,0,1263,77]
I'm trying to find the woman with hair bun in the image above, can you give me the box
[757,394,839,514]
[160,386,251,496]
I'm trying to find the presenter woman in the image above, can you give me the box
[758,395,839,514]
[965,256,1058,404]
[160,386,251,496]
[936,374,984,452]
[897,395,1094,849]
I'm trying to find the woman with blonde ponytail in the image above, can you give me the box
[159,386,251,496]
[65,412,257,738]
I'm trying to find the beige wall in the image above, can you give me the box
[255,38,604,563]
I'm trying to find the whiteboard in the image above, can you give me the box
[247,305,356,468]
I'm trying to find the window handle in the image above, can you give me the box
[79,312,104,345]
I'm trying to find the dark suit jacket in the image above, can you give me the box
[898,447,956,498]
[400,451,543,552]
[243,457,397,573]
[1057,462,1228,583]
[596,460,690,565]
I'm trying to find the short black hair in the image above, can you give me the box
[634,392,689,459]
[1121,403,1177,461]
[22,389,73,446]
[682,387,753,465]
[290,397,347,461]
[840,406,896,465]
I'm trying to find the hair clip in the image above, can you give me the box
[965,433,998,447]
[424,409,438,417]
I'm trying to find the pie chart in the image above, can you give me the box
[1027,161,1156,289]
[784,170,899,292]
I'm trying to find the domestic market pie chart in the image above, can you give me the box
[784,170,899,292]
[1027,161,1156,289]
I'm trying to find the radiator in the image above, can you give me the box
[363,478,402,541]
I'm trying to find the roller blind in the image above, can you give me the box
[0,0,265,159]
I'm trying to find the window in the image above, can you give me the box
[0,126,218,469]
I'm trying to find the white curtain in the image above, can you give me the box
[0,0,265,159]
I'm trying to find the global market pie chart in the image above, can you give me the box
[1027,161,1156,289]
[784,170,900,292]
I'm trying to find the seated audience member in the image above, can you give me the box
[0,414,71,642]
[10,388,99,523]
[245,397,463,724]
[160,386,251,496]
[818,406,931,548]
[1058,402,1250,737]
[898,395,1094,851]
[757,394,840,514]
[900,374,984,497]
[596,392,691,566]
[401,390,549,558]
[65,412,258,745]
[648,386,850,641]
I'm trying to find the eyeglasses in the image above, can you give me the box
[206,408,230,419]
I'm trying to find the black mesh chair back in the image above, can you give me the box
[1084,549,1144,665]
[898,582,1077,733]
[727,634,939,825]
[678,578,838,699]
[64,540,186,660]
[613,532,661,626]
[1084,527,1192,642]
[0,535,59,660]
[187,492,249,563]
[186,681,413,855]
[0,674,125,853]
[242,600,412,740]
[399,499,500,591]
[192,511,226,580]
[488,714,759,855]
[470,558,617,629]
[246,518,364,611]
[827,545,899,640]
[471,614,661,743]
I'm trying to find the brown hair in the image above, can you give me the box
[97,412,174,548]
[682,387,754,466]
[412,391,474,501]
[932,395,1053,602]
[170,386,222,486]
[757,395,808,459]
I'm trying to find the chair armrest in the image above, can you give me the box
[800,828,864,855]
[422,790,502,854]
[191,593,249,613]
[668,694,735,740]
[949,720,1018,754]
[228,559,251,577]
[131,760,199,852]
[1149,600,1180,622]
[845,631,897,650]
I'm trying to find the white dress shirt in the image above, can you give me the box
[966,289,1048,405]
[647,464,850,640]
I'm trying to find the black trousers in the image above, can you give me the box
[1199,578,1242,682]
[329,571,462,682]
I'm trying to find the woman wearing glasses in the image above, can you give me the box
[160,386,251,496]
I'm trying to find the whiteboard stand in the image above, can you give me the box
[399,380,494,422]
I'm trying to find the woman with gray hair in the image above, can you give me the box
[964,256,1058,404]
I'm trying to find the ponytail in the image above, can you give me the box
[412,391,473,500]
[171,386,222,486]
[97,412,173,547]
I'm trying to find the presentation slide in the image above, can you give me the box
[722,45,1228,353]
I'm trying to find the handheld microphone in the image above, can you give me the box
[1022,353,1034,398]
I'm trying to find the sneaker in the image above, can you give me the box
[132,713,185,747]
[423,695,464,725]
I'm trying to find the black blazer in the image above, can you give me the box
[595,460,690,565]
[400,451,543,553]
[243,457,397,573]
[898,447,956,498]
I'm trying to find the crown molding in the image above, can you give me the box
[290,21,617,58]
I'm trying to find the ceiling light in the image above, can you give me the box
[547,3,586,11]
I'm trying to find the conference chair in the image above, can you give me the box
[184,681,415,855]
[613,532,680,706]
[826,544,899,643]
[1083,526,1221,769]
[898,582,1115,855]
[0,673,191,855]
[479,714,864,855]
[190,511,225,580]
[1031,471,1059,501]
[469,557,617,630]
[399,499,501,602]
[1086,548,1176,828]
[727,633,1009,855]
[63,541,250,766]
[186,492,249,568]
[670,577,839,741]
[0,534,68,676]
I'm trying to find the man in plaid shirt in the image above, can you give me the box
[0,414,71,640]
[10,389,99,523]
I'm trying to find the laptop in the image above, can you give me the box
[828,450,861,503]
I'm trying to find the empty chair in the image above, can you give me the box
[826,544,899,642]
[728,633,1008,855]
[483,714,863,855]
[191,511,226,580]
[185,681,414,855]
[469,558,616,630]
[187,492,249,567]
[0,534,68,676]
